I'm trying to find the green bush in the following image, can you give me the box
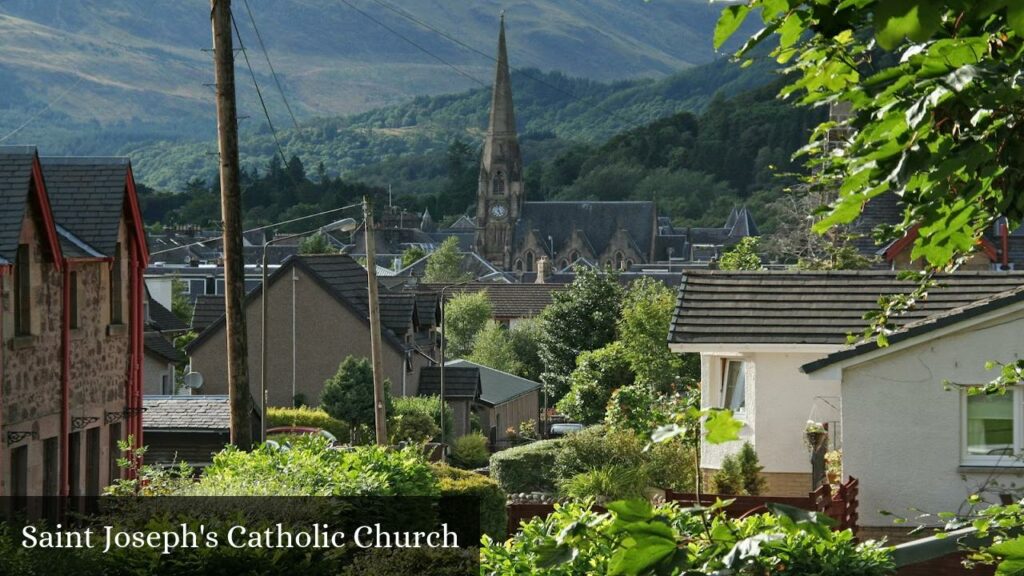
[489,439,563,493]
[389,396,451,443]
[557,342,635,425]
[341,547,478,576]
[712,441,768,496]
[266,406,349,440]
[449,433,489,469]
[552,425,645,482]
[604,383,671,434]
[560,465,648,501]
[433,464,507,540]
[645,438,698,493]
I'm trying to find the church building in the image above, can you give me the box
[472,17,757,272]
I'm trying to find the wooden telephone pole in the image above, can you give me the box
[211,0,253,449]
[363,196,388,445]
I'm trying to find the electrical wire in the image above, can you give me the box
[241,0,300,129]
[0,75,86,143]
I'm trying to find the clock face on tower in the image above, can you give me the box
[490,203,508,219]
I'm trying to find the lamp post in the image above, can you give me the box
[260,217,357,443]
[437,280,472,457]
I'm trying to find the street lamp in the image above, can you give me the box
[260,216,358,443]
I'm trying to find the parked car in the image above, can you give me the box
[548,423,584,437]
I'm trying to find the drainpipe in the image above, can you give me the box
[61,263,70,498]
[132,249,144,455]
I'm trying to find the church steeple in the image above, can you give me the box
[475,14,524,269]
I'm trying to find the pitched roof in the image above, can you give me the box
[190,295,224,332]
[148,295,188,333]
[143,395,229,431]
[446,359,539,406]
[380,292,415,335]
[428,282,566,318]
[848,192,904,256]
[414,293,439,328]
[40,157,128,257]
[144,332,186,364]
[802,284,1024,373]
[417,366,481,399]
[669,270,1024,346]
[514,201,656,261]
[0,146,60,265]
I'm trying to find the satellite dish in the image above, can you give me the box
[183,371,204,390]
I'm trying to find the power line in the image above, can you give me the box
[241,0,300,130]
[0,75,86,144]
[335,0,488,88]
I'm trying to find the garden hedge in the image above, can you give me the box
[433,464,507,540]
[266,406,349,440]
[489,439,563,493]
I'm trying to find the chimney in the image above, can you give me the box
[535,258,552,284]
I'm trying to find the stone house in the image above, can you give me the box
[186,254,439,410]
[0,147,147,498]
[668,270,1024,497]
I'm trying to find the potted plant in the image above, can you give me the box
[804,420,827,451]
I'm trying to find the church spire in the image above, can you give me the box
[485,13,517,146]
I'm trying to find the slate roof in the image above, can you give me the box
[148,295,188,333]
[848,192,904,257]
[190,295,224,332]
[397,251,503,280]
[380,292,415,335]
[144,332,186,364]
[514,201,656,260]
[446,359,539,406]
[41,157,128,257]
[669,270,1024,346]
[428,282,566,318]
[143,395,229,431]
[803,284,1024,373]
[417,366,481,399]
[0,147,37,263]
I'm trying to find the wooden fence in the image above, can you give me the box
[506,477,859,536]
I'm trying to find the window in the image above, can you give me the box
[721,360,746,413]
[161,374,173,395]
[493,171,505,194]
[15,243,30,336]
[86,427,100,497]
[110,242,123,324]
[10,445,28,499]
[963,388,1021,465]
[526,252,534,272]
[70,271,79,329]
[43,437,58,496]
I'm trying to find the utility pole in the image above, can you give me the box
[363,196,389,445]
[211,0,253,449]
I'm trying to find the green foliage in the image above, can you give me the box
[297,231,339,255]
[539,267,623,403]
[425,237,471,284]
[489,438,564,493]
[389,395,451,444]
[718,236,763,270]
[340,547,478,576]
[443,290,491,358]
[266,406,350,440]
[170,277,192,325]
[400,245,427,269]
[481,499,894,575]
[433,464,507,540]
[105,437,193,496]
[320,356,391,441]
[508,317,545,382]
[797,241,876,271]
[561,465,649,502]
[619,277,697,392]
[468,321,522,375]
[604,385,671,435]
[449,433,490,470]
[712,442,767,496]
[554,426,645,485]
[173,330,198,352]
[557,342,635,425]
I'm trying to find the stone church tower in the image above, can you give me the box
[475,15,523,269]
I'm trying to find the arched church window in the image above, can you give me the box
[569,251,580,263]
[526,251,535,272]
[625,259,634,269]
[560,259,569,269]
[615,251,624,270]
[493,171,505,194]
[514,259,524,273]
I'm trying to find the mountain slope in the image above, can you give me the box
[0,0,748,151]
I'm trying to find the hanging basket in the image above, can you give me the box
[804,430,828,451]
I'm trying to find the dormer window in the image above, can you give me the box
[14,244,31,336]
[493,171,505,194]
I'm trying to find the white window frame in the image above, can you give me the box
[720,359,747,416]
[961,386,1024,467]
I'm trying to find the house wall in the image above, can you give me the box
[1,208,131,497]
[145,277,173,311]
[699,350,840,497]
[487,391,539,446]
[191,266,416,410]
[143,353,175,395]
[841,309,1024,527]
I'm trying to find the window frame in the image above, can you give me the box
[720,359,747,415]
[109,242,123,325]
[961,386,1024,467]
[14,243,31,336]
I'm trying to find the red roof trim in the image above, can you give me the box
[882,224,920,262]
[123,162,149,268]
[978,236,998,262]
[29,154,64,271]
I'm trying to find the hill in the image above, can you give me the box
[0,0,752,154]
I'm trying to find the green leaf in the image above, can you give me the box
[989,536,1024,559]
[705,409,743,444]
[606,499,655,523]
[609,535,677,576]
[715,4,751,49]
[874,0,943,50]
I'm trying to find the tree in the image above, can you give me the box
[538,267,623,403]
[424,236,471,283]
[443,290,492,359]
[469,321,522,376]
[170,277,193,324]
[298,232,338,255]
[718,237,762,270]
[618,277,697,393]
[508,317,544,383]
[400,245,427,269]
[320,356,391,443]
[557,342,635,425]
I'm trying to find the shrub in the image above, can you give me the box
[389,396,451,443]
[449,433,489,469]
[490,438,563,493]
[645,438,698,493]
[557,342,634,425]
[433,464,507,540]
[320,356,391,442]
[604,383,670,434]
[560,465,649,501]
[552,425,645,483]
[266,406,349,440]
[341,548,478,576]
[713,441,767,496]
